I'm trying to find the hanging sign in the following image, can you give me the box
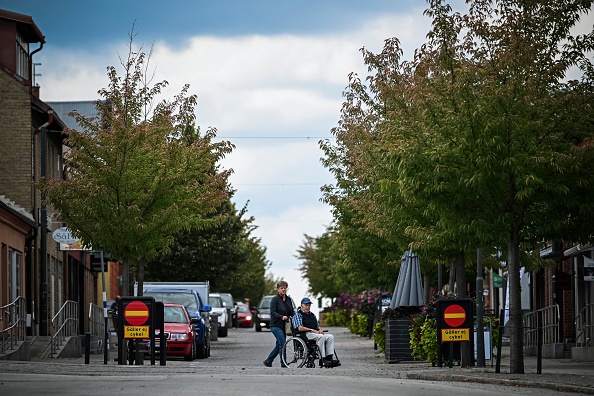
[52,227,79,244]
[492,273,503,288]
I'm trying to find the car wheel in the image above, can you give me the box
[256,324,262,332]
[185,341,195,361]
[196,340,207,359]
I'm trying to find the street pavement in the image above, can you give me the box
[1,327,594,394]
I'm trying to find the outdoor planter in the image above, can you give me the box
[385,318,415,363]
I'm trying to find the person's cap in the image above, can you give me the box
[301,297,312,305]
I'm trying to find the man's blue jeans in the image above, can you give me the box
[265,326,286,366]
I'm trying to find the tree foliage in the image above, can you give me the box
[145,198,270,305]
[39,38,233,295]
[320,0,594,373]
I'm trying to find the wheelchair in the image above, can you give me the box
[281,330,339,368]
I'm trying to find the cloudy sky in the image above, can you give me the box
[2,0,451,312]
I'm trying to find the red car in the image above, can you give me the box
[236,303,253,328]
[143,303,197,361]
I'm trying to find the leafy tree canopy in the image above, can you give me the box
[40,38,233,278]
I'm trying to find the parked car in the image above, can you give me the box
[208,293,229,337]
[217,292,238,328]
[143,287,212,358]
[255,295,297,332]
[142,303,197,361]
[236,303,253,328]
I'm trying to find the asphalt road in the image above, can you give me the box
[0,327,568,396]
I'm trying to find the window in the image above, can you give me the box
[15,32,30,79]
[8,249,22,302]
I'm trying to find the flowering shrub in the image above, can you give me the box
[324,308,349,327]
[409,289,445,361]
[326,290,392,336]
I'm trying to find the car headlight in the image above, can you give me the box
[258,313,270,319]
[246,315,252,321]
[170,333,189,340]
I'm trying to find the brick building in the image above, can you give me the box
[0,9,121,339]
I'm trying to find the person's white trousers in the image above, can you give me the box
[306,332,334,358]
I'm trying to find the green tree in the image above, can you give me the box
[40,40,233,295]
[145,198,270,305]
[297,229,342,298]
[321,0,594,373]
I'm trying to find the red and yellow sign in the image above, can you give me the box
[441,328,470,342]
[124,300,150,326]
[124,325,149,339]
[443,304,466,327]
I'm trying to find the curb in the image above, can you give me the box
[406,372,594,395]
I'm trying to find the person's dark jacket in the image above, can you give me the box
[270,294,295,329]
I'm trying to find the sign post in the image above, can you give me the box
[118,296,158,365]
[436,298,473,367]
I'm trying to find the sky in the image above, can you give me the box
[2,0,447,315]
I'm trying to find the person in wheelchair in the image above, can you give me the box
[292,297,340,367]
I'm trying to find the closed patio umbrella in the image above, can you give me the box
[390,250,424,309]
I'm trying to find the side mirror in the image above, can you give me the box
[201,304,212,312]
[222,301,227,307]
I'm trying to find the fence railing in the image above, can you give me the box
[523,304,560,348]
[51,300,78,357]
[88,303,106,354]
[0,296,27,354]
[575,303,594,347]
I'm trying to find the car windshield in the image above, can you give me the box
[164,306,188,323]
[145,292,198,310]
[219,294,233,307]
[209,296,223,308]
[237,305,250,313]
[259,297,272,309]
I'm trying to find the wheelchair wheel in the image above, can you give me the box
[281,337,307,368]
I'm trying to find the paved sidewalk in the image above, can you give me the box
[3,327,594,394]
[332,328,594,395]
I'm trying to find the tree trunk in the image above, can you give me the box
[454,252,466,298]
[122,260,130,296]
[507,230,525,374]
[448,261,456,296]
[423,272,431,303]
[136,258,146,297]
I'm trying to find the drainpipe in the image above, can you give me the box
[29,41,44,95]
[29,41,45,334]
[37,111,53,336]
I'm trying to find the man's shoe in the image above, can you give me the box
[324,358,335,367]
[333,359,341,367]
[263,360,272,367]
